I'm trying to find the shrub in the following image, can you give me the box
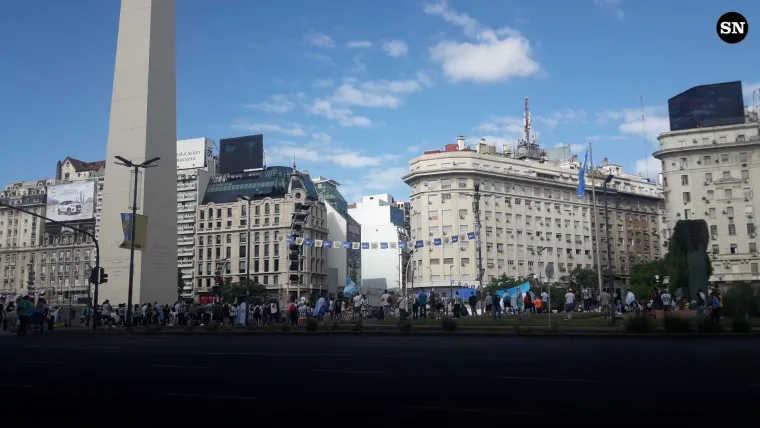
[697,317,723,333]
[624,316,654,333]
[663,315,692,333]
[398,319,413,333]
[352,318,363,332]
[306,317,319,331]
[731,318,750,333]
[441,318,457,332]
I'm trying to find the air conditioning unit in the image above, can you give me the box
[460,247,466,251]
[429,233,434,236]
[751,234,757,238]
[711,235,717,240]
[461,262,465,266]
[428,201,433,204]
[428,247,433,251]
[722,210,727,214]
[442,232,447,235]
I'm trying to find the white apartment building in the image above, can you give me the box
[403,137,665,290]
[312,177,362,292]
[654,108,760,283]
[194,166,328,303]
[176,138,215,299]
[348,194,410,291]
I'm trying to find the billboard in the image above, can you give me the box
[668,81,745,132]
[120,213,148,251]
[46,181,96,223]
[219,134,264,174]
[177,138,213,170]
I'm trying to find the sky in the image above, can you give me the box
[1,0,759,204]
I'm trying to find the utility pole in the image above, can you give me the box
[602,175,615,323]
[473,183,484,314]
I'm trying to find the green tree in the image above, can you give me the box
[665,220,713,301]
[628,259,668,299]
[218,280,267,305]
[558,266,598,290]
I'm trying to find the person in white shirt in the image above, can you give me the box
[101,300,113,330]
[540,291,549,314]
[564,290,575,320]
[381,291,390,318]
[453,291,462,318]
[661,290,672,311]
[353,294,364,318]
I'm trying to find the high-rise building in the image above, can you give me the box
[403,136,664,290]
[312,177,361,291]
[348,194,410,291]
[194,166,328,303]
[176,138,215,300]
[654,85,760,284]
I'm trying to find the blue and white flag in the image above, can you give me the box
[576,148,589,200]
[344,278,358,296]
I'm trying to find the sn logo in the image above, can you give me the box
[717,12,748,44]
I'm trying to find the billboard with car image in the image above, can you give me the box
[45,181,96,222]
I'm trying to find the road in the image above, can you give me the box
[2,332,758,420]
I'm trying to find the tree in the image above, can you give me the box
[177,268,184,301]
[666,220,713,301]
[218,280,267,305]
[628,259,667,300]
[558,267,598,290]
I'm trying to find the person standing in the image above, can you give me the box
[453,291,462,319]
[564,289,575,320]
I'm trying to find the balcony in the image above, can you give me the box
[178,248,194,256]
[177,204,196,213]
[177,226,195,235]
[178,214,195,223]
[178,195,196,203]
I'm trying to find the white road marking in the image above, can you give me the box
[21,360,64,365]
[161,392,258,400]
[312,369,383,374]
[149,365,211,370]
[498,376,596,383]
[404,405,541,416]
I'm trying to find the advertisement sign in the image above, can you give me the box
[177,138,212,170]
[119,213,148,251]
[219,134,264,174]
[668,81,745,132]
[46,181,95,222]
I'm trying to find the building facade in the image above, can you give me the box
[403,137,664,290]
[654,107,760,284]
[313,177,361,291]
[348,194,410,291]
[194,166,328,303]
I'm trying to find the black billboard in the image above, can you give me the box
[219,134,264,174]
[668,81,745,132]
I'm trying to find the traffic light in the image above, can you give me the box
[99,267,108,284]
[89,268,99,284]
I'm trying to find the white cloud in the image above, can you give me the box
[594,0,624,20]
[634,156,662,180]
[305,33,335,48]
[350,54,367,73]
[243,94,305,114]
[475,116,524,136]
[339,167,410,203]
[597,107,670,144]
[555,143,586,154]
[309,99,372,127]
[587,135,628,142]
[407,145,421,153]
[329,73,433,109]
[305,53,334,65]
[346,40,373,48]
[382,40,409,57]
[743,81,760,98]
[535,109,587,128]
[311,132,331,143]
[267,141,399,169]
[314,79,334,88]
[230,122,306,137]
[423,2,540,83]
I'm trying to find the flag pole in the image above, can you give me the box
[589,143,603,294]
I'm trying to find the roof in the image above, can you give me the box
[201,166,319,205]
[63,157,106,172]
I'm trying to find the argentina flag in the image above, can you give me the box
[576,148,589,200]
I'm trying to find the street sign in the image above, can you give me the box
[544,263,555,280]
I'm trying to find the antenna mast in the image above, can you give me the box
[524,96,531,145]
[640,94,649,180]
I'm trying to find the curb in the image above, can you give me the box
[45,329,760,339]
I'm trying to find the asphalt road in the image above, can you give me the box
[2,332,758,421]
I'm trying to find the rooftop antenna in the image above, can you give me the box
[640,94,649,180]
[292,148,297,170]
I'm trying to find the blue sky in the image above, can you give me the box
[1,0,759,203]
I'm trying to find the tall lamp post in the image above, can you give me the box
[114,155,161,330]
[533,246,547,312]
[602,174,614,323]
[237,195,252,326]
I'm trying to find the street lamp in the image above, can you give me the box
[237,195,252,326]
[602,174,614,323]
[114,155,160,330]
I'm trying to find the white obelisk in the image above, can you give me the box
[99,0,177,306]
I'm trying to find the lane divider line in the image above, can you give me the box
[149,365,211,370]
[161,393,258,400]
[498,376,596,383]
[312,369,383,374]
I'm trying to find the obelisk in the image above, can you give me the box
[99,0,177,305]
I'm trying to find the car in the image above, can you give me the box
[57,201,82,215]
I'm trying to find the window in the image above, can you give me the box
[682,192,691,203]
[720,154,729,163]
[227,208,232,217]
[703,156,712,166]
[750,243,757,253]
[748,223,756,234]
[255,205,260,215]
[739,152,748,163]
[264,204,270,215]
[681,175,689,185]
[730,243,738,254]
[709,208,716,219]
[239,246,246,257]
[239,261,246,273]
[710,225,718,236]
[728,224,736,235]
[742,170,749,180]
[241,205,246,216]
[724,189,733,199]
[705,173,712,183]
[679,158,687,168]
